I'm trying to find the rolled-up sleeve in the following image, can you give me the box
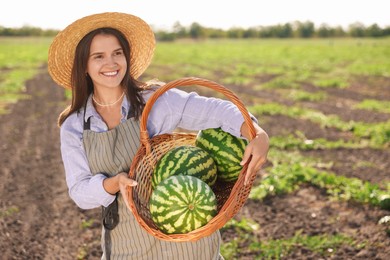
[60,113,116,209]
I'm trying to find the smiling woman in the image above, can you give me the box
[47,11,269,260]
[1,9,389,259]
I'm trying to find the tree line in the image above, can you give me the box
[1,21,389,40]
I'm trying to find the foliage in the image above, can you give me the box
[354,99,390,113]
[284,89,327,102]
[250,149,389,209]
[251,231,354,259]
[250,102,390,146]
[221,226,356,259]
[313,77,349,88]
[270,131,370,150]
[0,37,52,114]
[80,218,95,229]
[2,22,390,39]
[0,26,58,37]
[0,206,19,218]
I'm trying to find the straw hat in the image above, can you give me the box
[48,12,156,89]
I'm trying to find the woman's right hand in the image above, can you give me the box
[117,172,138,189]
[116,172,137,211]
[103,172,137,195]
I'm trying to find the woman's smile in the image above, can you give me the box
[101,70,119,77]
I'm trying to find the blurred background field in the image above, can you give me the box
[1,36,389,259]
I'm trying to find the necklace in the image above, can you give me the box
[92,92,125,107]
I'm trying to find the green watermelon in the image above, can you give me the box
[149,175,218,234]
[195,127,248,182]
[152,145,217,189]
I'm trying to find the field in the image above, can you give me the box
[0,37,389,259]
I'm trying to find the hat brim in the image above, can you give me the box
[48,12,155,89]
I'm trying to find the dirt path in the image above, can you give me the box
[0,71,101,259]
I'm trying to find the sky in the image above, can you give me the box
[1,0,389,31]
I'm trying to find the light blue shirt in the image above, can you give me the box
[60,87,255,209]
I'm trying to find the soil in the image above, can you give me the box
[0,69,389,259]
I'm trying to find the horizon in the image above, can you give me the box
[0,19,387,32]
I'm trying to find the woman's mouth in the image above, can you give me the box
[102,70,119,76]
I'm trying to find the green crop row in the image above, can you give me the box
[249,149,390,210]
[270,131,371,150]
[221,219,357,259]
[354,99,390,113]
[249,103,390,147]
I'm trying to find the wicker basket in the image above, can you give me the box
[124,77,257,242]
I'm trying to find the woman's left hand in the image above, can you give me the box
[240,127,269,185]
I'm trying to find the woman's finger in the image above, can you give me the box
[244,156,267,185]
[240,145,253,166]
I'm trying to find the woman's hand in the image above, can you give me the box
[117,172,138,192]
[117,172,137,210]
[103,172,137,195]
[240,123,269,185]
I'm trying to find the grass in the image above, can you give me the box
[80,218,96,229]
[249,102,390,147]
[221,225,357,259]
[0,206,19,218]
[249,149,389,210]
[148,38,390,86]
[270,131,371,150]
[282,89,327,102]
[0,37,52,114]
[354,99,390,113]
[77,245,88,260]
[313,77,349,88]
[251,232,355,259]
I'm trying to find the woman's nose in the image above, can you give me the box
[105,56,117,66]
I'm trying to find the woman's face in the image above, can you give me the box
[86,34,127,90]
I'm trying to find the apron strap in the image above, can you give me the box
[83,103,91,130]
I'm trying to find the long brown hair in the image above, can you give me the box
[58,27,146,126]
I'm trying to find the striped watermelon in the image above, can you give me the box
[151,145,217,189]
[149,175,218,234]
[195,128,248,182]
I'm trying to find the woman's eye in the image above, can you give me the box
[93,54,103,60]
[114,50,124,56]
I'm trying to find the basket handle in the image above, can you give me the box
[140,77,257,154]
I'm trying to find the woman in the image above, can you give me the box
[48,12,269,260]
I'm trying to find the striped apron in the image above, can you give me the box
[82,109,222,260]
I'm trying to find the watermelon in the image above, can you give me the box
[152,145,217,189]
[149,175,218,234]
[195,128,248,182]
